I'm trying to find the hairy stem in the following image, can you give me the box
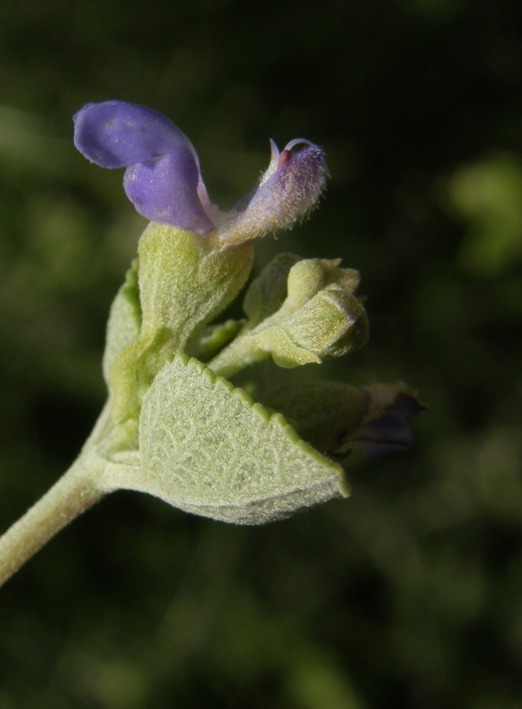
[0,453,107,588]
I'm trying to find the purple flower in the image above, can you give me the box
[352,388,424,460]
[73,100,327,244]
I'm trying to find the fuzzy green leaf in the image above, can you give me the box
[135,353,348,524]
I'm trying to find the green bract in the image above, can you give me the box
[207,254,368,377]
[135,353,348,524]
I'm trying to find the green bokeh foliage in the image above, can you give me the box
[1,0,521,706]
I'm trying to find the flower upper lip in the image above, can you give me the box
[73,100,327,244]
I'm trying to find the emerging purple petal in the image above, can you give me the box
[352,390,424,459]
[73,100,215,234]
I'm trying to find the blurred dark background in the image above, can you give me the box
[1,0,521,707]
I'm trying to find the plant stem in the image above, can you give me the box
[207,333,262,379]
[0,453,107,588]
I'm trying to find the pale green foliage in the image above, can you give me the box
[94,225,372,523]
[0,215,398,544]
[259,380,419,459]
[188,319,245,362]
[131,353,348,524]
[102,258,141,383]
[208,253,368,377]
[137,223,254,347]
[104,223,254,427]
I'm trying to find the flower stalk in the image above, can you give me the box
[0,454,105,586]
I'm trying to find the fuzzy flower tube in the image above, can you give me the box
[0,101,422,586]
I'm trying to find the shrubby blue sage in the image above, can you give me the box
[0,100,421,585]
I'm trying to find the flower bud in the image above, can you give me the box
[207,255,368,378]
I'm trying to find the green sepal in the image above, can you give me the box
[242,253,302,325]
[103,223,254,425]
[128,353,348,525]
[138,222,254,349]
[102,258,141,385]
[208,254,368,377]
[243,253,360,326]
[258,379,422,461]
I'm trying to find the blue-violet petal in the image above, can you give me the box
[74,100,215,234]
